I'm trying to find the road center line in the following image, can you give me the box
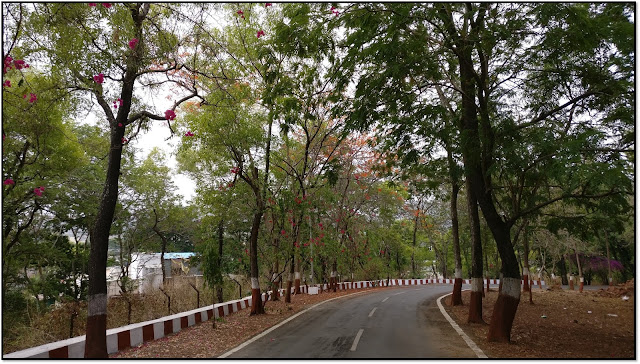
[218,290,371,358]
[381,297,389,303]
[350,329,364,352]
[368,307,377,317]
[392,291,406,296]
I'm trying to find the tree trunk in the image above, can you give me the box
[249,211,265,315]
[294,254,301,295]
[441,3,520,341]
[574,247,583,293]
[466,179,484,323]
[558,256,568,285]
[217,220,224,303]
[411,202,420,278]
[522,225,531,296]
[449,153,463,306]
[604,230,613,286]
[285,255,293,303]
[331,259,338,292]
[271,260,280,302]
[484,237,491,292]
[85,125,126,358]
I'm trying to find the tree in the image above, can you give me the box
[22,3,209,356]
[319,2,633,342]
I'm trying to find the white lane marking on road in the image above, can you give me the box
[381,297,389,303]
[350,329,364,351]
[392,291,406,296]
[368,307,377,317]
[218,290,373,358]
[436,290,488,358]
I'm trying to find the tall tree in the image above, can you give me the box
[23,3,208,356]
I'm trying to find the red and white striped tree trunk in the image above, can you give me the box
[468,277,484,323]
[487,277,521,342]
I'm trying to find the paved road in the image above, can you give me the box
[224,285,479,359]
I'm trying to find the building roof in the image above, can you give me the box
[163,252,195,260]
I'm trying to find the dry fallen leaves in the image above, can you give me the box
[444,283,634,359]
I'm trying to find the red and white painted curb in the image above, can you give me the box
[5,278,542,358]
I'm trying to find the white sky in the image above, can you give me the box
[136,125,196,204]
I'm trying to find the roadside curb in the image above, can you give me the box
[218,289,377,358]
[436,290,488,358]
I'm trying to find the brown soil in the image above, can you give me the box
[444,281,635,359]
[110,288,383,358]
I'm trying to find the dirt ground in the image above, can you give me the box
[110,288,383,358]
[444,281,635,359]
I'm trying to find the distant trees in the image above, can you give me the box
[2,2,633,354]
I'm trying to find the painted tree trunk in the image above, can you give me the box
[249,211,265,315]
[537,272,542,291]
[294,270,301,294]
[486,272,491,292]
[569,275,574,290]
[574,248,583,293]
[451,5,521,342]
[271,271,279,301]
[85,125,126,358]
[522,267,530,293]
[487,278,521,342]
[468,278,485,323]
[294,250,301,294]
[466,178,483,321]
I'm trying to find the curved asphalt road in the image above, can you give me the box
[224,285,478,359]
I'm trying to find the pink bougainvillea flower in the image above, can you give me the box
[4,55,13,73]
[281,229,286,235]
[3,80,10,88]
[128,38,139,50]
[89,3,97,6]
[265,3,272,7]
[102,3,112,8]
[185,131,194,137]
[13,59,28,70]
[257,30,265,38]
[33,187,43,196]
[28,93,37,103]
[237,9,244,19]
[118,123,123,127]
[121,137,128,144]
[93,73,104,84]
[3,178,15,185]
[113,98,123,108]
[230,166,239,174]
[340,229,345,234]
[164,109,176,120]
